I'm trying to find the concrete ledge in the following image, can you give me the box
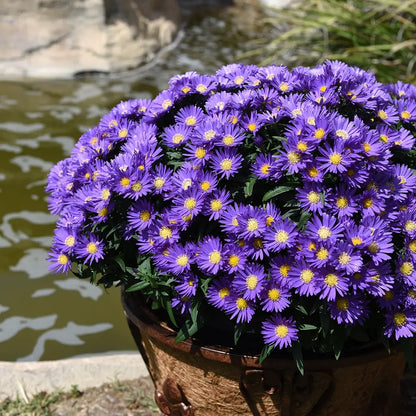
[0,351,148,401]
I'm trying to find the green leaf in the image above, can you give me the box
[262,186,293,202]
[291,342,304,376]
[259,344,275,364]
[125,281,150,292]
[244,177,256,197]
[233,323,246,345]
[112,257,126,272]
[297,210,312,230]
[399,338,414,371]
[299,324,318,331]
[166,301,178,328]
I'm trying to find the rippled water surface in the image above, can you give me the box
[0,4,272,361]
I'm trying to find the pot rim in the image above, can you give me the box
[121,286,402,371]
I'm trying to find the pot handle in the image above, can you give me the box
[154,377,194,416]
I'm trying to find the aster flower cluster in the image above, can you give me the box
[46,61,416,362]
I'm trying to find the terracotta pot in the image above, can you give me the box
[121,289,406,416]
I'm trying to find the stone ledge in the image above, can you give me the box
[0,351,148,401]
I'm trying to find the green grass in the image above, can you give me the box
[243,0,416,83]
[0,390,64,416]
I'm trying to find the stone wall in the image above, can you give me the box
[0,0,181,78]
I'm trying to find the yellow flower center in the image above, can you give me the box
[329,153,342,165]
[185,116,197,126]
[204,129,216,141]
[300,269,314,283]
[182,86,191,93]
[363,198,373,208]
[400,262,413,276]
[336,197,348,209]
[338,252,351,265]
[159,226,172,239]
[268,288,281,301]
[162,99,172,110]
[222,135,234,146]
[64,236,75,247]
[318,226,331,240]
[176,254,189,267]
[275,325,289,338]
[184,197,197,210]
[408,240,416,253]
[275,230,289,243]
[200,181,211,191]
[383,291,394,301]
[292,109,302,117]
[120,177,130,187]
[261,164,271,175]
[58,254,69,265]
[393,312,407,327]
[234,75,244,85]
[253,238,263,249]
[98,207,108,217]
[209,250,222,264]
[228,254,240,267]
[336,129,348,140]
[247,218,259,232]
[219,288,230,299]
[287,151,300,164]
[316,248,329,260]
[221,159,233,171]
[131,181,142,192]
[380,134,389,143]
[195,147,206,159]
[87,242,98,254]
[351,237,363,246]
[101,188,110,200]
[401,110,411,120]
[246,275,258,290]
[307,117,316,126]
[314,128,325,139]
[266,216,274,227]
[308,167,319,178]
[248,123,257,132]
[363,142,371,153]
[140,210,151,221]
[210,199,222,212]
[307,191,320,204]
[325,273,338,287]
[196,84,207,93]
[377,110,388,120]
[368,241,379,254]
[336,298,349,311]
[154,177,165,189]
[118,128,128,138]
[172,133,184,144]
[236,298,248,310]
[280,264,291,277]
[279,82,289,92]
[296,141,308,152]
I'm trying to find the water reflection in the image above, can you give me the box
[0,2,273,361]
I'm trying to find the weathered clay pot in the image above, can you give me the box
[121,289,406,416]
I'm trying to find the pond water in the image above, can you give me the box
[0,3,273,361]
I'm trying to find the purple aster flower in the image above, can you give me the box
[162,124,193,148]
[303,243,333,268]
[301,162,325,183]
[260,278,291,312]
[203,188,233,220]
[397,259,416,286]
[219,203,244,235]
[316,141,354,174]
[278,145,307,175]
[297,185,325,214]
[207,276,233,310]
[261,315,298,349]
[363,263,394,297]
[244,236,270,261]
[365,231,394,265]
[217,123,245,147]
[151,164,174,195]
[224,293,256,323]
[343,222,373,248]
[333,242,363,274]
[306,213,344,244]
[224,243,247,273]
[317,269,349,301]
[74,234,104,265]
[196,171,218,194]
[384,308,416,340]
[197,236,224,275]
[47,249,72,274]
[175,273,198,297]
[233,263,266,300]
[172,164,200,192]
[251,153,276,180]
[175,105,205,128]
[270,255,293,282]
[163,243,194,275]
[237,206,267,239]
[149,216,180,247]
[328,294,368,325]
[127,200,155,232]
[183,143,212,166]
[326,185,359,218]
[172,188,206,220]
[171,294,192,315]
[263,218,298,252]
[287,260,320,296]
[52,227,78,254]
[210,148,243,179]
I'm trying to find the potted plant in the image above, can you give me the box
[46,60,416,415]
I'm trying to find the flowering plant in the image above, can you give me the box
[46,61,416,368]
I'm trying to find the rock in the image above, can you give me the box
[0,0,181,79]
